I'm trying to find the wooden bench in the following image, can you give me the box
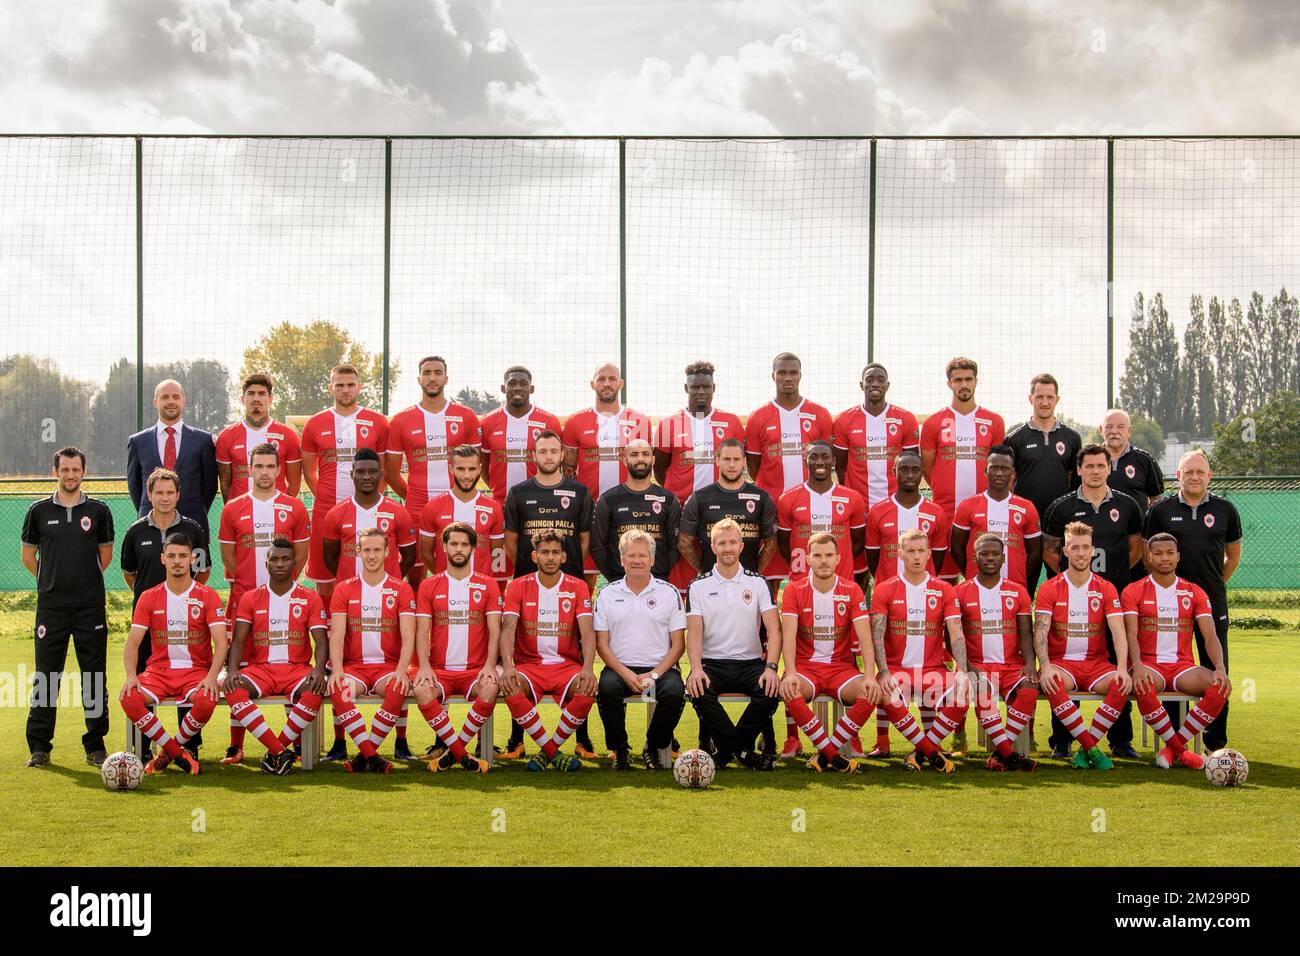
[972,692,1203,757]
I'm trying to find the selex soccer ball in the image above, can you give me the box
[673,749,716,789]
[101,751,145,791]
[1203,748,1248,787]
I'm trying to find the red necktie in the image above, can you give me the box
[163,426,177,470]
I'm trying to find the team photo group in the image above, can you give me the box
[21,352,1244,786]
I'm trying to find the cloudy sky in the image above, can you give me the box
[1,0,1297,442]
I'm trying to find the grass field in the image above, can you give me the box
[0,593,1296,867]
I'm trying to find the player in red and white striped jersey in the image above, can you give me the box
[385,356,483,588]
[833,362,921,588]
[777,533,881,774]
[326,528,417,774]
[864,450,950,583]
[221,538,329,775]
[479,366,563,503]
[321,449,417,585]
[776,441,867,581]
[1032,522,1132,770]
[119,533,228,776]
[955,534,1039,771]
[215,374,302,502]
[867,529,969,773]
[419,445,505,580]
[301,363,390,600]
[562,362,652,592]
[1123,533,1231,771]
[745,352,833,589]
[950,446,1041,587]
[654,360,745,594]
[919,357,1005,582]
[497,530,599,772]
[411,522,502,773]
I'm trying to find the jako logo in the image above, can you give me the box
[49,886,152,936]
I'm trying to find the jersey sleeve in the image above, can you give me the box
[418,500,437,538]
[218,503,237,544]
[119,529,139,574]
[814,404,833,438]
[653,414,673,454]
[561,414,581,450]
[869,579,890,616]
[464,409,483,447]
[1041,498,1065,539]
[759,491,777,538]
[1191,582,1214,619]
[930,510,951,551]
[592,591,610,631]
[919,413,940,453]
[744,410,764,456]
[1015,584,1032,616]
[952,497,973,531]
[780,581,800,615]
[484,577,503,614]
[292,499,311,542]
[130,591,154,629]
[680,492,700,538]
[1022,500,1042,538]
[415,579,435,618]
[831,410,851,451]
[489,503,505,539]
[235,588,259,625]
[865,505,882,549]
[849,490,867,528]
[395,504,417,547]
[204,587,226,626]
[849,582,870,622]
[576,488,594,533]
[503,579,524,617]
[756,580,776,613]
[321,504,342,542]
[1100,579,1122,616]
[776,490,794,532]
[668,587,687,631]
[1034,580,1055,615]
[370,414,391,453]
[307,589,328,629]
[300,416,322,455]
[1225,501,1243,543]
[990,413,1006,445]
[398,581,417,615]
[96,504,114,545]
[384,413,405,455]
[900,409,921,449]
[20,504,40,547]
[1144,454,1165,498]
[574,579,593,618]
[214,426,235,465]
[503,489,521,534]
[1124,498,1142,536]
[941,582,960,620]
[280,427,303,464]
[1120,581,1140,616]
[330,583,350,615]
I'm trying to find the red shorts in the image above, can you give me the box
[938,550,961,580]
[515,660,582,702]
[306,519,333,583]
[795,660,864,702]
[1053,657,1117,693]
[1136,660,1201,692]
[888,666,960,708]
[971,662,1030,701]
[764,551,789,581]
[407,664,487,699]
[582,552,598,575]
[669,555,696,594]
[137,665,210,704]
[341,661,400,694]
[238,661,315,699]
[225,584,249,640]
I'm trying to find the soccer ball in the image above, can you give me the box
[101,751,144,792]
[1204,748,1248,787]
[673,749,716,789]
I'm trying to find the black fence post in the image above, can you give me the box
[1106,136,1115,409]
[619,137,628,404]
[868,137,877,363]
[135,136,144,431]
[382,137,392,415]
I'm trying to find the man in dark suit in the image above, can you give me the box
[127,379,218,535]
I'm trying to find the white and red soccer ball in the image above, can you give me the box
[1204,748,1248,787]
[101,751,144,792]
[673,749,716,789]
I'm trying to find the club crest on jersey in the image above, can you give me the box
[1055,441,1066,455]
[472,590,482,605]
[646,596,658,609]
[652,500,662,514]
[1090,597,1101,612]
[79,516,92,532]
[379,518,390,532]
[888,423,898,436]
[927,595,937,609]
[1012,512,1021,525]
[1181,596,1191,610]
[1125,464,1136,479]
[190,604,201,620]
[801,419,812,433]
[837,602,847,616]
[714,426,725,439]
[1109,508,1120,522]
[36,624,45,639]
[478,512,489,524]
[835,502,844,515]
[359,426,369,438]
[561,599,572,614]
[1005,596,1016,610]
[385,595,395,610]
[1204,513,1215,528]
[292,605,302,619]
[742,589,753,605]
[921,520,931,533]
[979,424,989,436]
[561,496,570,509]
[746,500,755,514]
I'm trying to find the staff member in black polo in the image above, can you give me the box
[1041,443,1144,759]
[684,518,781,771]
[1004,373,1080,592]
[119,467,211,759]
[1144,449,1242,751]
[1101,408,1165,515]
[19,446,114,768]
[590,439,680,584]
[678,439,777,577]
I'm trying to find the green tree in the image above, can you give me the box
[1205,295,1235,424]
[89,358,232,475]
[0,356,95,476]
[1211,390,1300,476]
[1183,295,1215,435]
[239,321,394,418]
[1119,292,1153,420]
[452,386,499,416]
[1147,292,1183,433]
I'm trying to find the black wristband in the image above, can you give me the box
[764,661,778,671]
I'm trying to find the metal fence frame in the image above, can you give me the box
[8,132,1298,423]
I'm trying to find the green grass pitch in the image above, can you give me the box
[0,597,1296,867]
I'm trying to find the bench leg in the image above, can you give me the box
[301,717,317,771]
[481,711,494,767]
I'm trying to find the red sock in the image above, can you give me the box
[1136,687,1179,750]
[785,696,838,759]
[880,697,935,755]
[457,696,496,752]
[367,683,407,749]
[121,689,183,759]
[418,697,465,759]
[504,693,552,751]
[924,703,967,750]
[1176,685,1227,749]
[395,705,408,740]
[229,713,247,749]
[330,688,377,758]
[1084,683,1130,742]
[1003,684,1038,744]
[976,701,1014,757]
[333,712,345,741]
[548,694,595,758]
[225,688,284,755]
[176,691,217,745]
[1045,687,1098,749]
[279,692,323,748]
[875,710,891,748]
[828,698,874,752]
[784,711,799,742]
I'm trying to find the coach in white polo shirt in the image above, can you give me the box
[595,529,687,770]
[685,518,782,771]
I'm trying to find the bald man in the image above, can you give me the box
[590,439,681,584]
[127,379,218,536]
